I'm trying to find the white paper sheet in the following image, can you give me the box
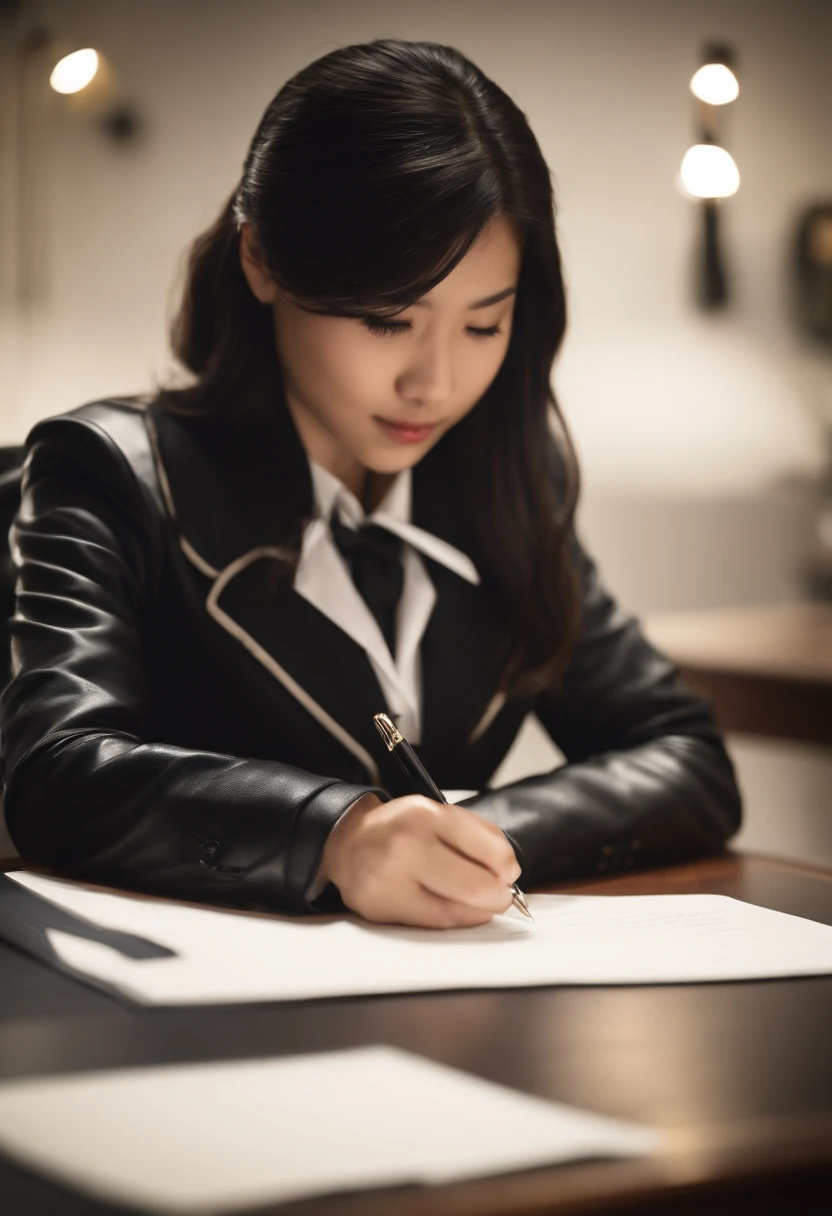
[0,1046,660,1214]
[6,872,832,1006]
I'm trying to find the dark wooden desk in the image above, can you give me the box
[0,852,830,1214]
[643,603,832,748]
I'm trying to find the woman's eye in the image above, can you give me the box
[362,317,411,336]
[361,317,502,339]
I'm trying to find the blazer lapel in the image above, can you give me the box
[209,552,393,782]
[146,402,507,787]
[146,402,395,784]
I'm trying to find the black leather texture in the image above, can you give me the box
[0,398,742,915]
[0,449,25,691]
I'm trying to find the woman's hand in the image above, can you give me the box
[318,792,522,928]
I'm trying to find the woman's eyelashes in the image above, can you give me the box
[361,316,502,339]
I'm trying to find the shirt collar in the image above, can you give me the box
[308,458,479,586]
[309,459,410,529]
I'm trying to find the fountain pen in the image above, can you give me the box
[373,713,533,920]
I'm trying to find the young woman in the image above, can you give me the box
[0,39,742,929]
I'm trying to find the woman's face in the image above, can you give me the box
[240,213,522,496]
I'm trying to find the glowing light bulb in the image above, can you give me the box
[690,63,739,105]
[679,144,740,199]
[50,49,99,95]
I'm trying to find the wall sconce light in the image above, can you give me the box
[6,4,143,309]
[47,43,141,142]
[678,42,740,310]
[49,46,100,94]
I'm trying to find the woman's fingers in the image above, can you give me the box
[431,804,521,886]
[327,793,521,928]
[415,834,515,914]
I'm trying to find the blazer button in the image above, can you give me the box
[197,839,221,867]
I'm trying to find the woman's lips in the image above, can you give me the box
[375,417,437,444]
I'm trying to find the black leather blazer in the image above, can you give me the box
[0,398,742,915]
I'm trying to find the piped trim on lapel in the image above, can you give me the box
[145,407,220,579]
[144,407,382,786]
[207,548,381,785]
[181,535,220,580]
[468,690,507,745]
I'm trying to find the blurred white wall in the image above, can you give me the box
[1,0,831,863]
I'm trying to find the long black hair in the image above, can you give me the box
[159,38,582,701]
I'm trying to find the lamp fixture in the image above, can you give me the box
[690,61,739,106]
[680,144,740,200]
[49,47,99,94]
[45,42,141,142]
[679,41,740,309]
[8,5,142,308]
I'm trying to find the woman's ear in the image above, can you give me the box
[239,223,276,304]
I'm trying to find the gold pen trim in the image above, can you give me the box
[373,712,404,751]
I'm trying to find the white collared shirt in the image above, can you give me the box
[294,459,480,744]
[296,458,480,905]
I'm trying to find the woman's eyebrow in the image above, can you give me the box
[411,285,518,311]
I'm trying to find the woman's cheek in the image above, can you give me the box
[471,344,508,398]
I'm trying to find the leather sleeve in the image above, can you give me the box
[0,419,388,914]
[461,532,743,886]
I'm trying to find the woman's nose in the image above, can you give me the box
[396,339,455,405]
